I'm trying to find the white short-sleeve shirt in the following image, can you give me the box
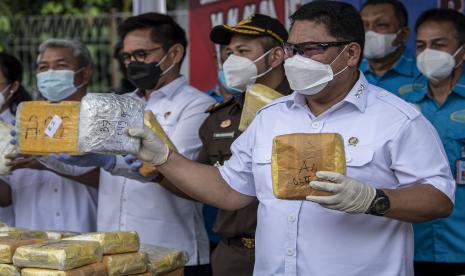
[98,76,215,266]
[219,73,455,276]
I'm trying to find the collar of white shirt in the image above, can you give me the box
[290,72,370,114]
[141,75,187,101]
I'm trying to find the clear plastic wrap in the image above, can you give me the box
[12,240,103,270]
[78,93,144,155]
[64,231,139,255]
[139,244,188,275]
[20,263,107,276]
[271,133,346,199]
[0,121,15,175]
[44,231,80,241]
[0,230,47,240]
[239,84,283,131]
[102,252,148,276]
[0,264,20,276]
[0,238,45,264]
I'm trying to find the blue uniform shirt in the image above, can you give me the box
[360,48,421,96]
[401,70,465,262]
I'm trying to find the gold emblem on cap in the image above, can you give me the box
[348,137,359,146]
[164,111,171,119]
[220,119,232,128]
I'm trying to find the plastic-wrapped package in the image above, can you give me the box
[139,244,188,275]
[12,240,102,270]
[44,231,80,241]
[138,111,178,177]
[0,121,15,175]
[102,252,148,275]
[78,93,144,155]
[64,231,139,255]
[20,263,107,276]
[15,101,81,155]
[238,84,283,131]
[37,156,95,177]
[271,133,346,199]
[0,238,45,264]
[0,264,20,276]
[0,230,47,240]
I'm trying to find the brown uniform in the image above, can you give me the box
[197,80,291,276]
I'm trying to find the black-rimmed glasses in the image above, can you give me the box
[283,41,352,58]
[120,47,163,64]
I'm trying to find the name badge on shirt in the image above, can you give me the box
[213,131,235,140]
[456,160,465,185]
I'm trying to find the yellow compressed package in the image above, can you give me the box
[0,230,47,240]
[64,231,139,255]
[0,238,45,264]
[0,222,8,228]
[16,101,81,155]
[0,264,20,276]
[102,252,148,276]
[238,84,283,131]
[140,244,188,275]
[20,263,108,276]
[12,240,102,270]
[44,231,79,241]
[0,227,26,232]
[138,111,178,177]
[271,133,346,200]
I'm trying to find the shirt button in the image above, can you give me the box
[311,122,320,129]
[56,212,60,217]
[346,155,352,162]
[53,188,58,192]
[287,248,295,256]
[122,198,127,202]
[120,223,124,227]
[288,215,296,222]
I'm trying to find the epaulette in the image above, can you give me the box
[205,97,235,113]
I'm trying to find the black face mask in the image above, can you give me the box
[127,60,163,90]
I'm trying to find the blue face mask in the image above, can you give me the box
[36,69,85,101]
[217,69,243,97]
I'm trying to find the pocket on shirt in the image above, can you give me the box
[345,148,374,167]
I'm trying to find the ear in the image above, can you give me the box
[169,43,184,64]
[396,26,410,45]
[82,65,92,85]
[347,42,361,67]
[268,46,285,68]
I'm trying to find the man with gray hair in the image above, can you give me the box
[1,38,98,232]
[35,38,92,101]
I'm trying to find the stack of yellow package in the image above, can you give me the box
[65,231,148,276]
[139,244,188,276]
[0,227,48,240]
[0,237,46,276]
[12,240,104,275]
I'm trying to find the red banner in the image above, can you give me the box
[188,0,302,92]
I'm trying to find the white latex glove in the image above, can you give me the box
[127,126,169,166]
[306,171,376,213]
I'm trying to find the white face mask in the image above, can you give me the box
[416,46,464,81]
[222,48,273,92]
[37,68,85,102]
[284,46,348,95]
[363,30,401,59]
[0,84,12,108]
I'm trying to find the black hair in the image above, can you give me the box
[0,52,31,115]
[362,0,408,27]
[415,8,465,45]
[290,0,365,55]
[117,12,188,64]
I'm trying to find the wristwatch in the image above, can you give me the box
[367,189,390,216]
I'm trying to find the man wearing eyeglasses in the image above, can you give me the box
[96,13,214,276]
[359,0,420,96]
[126,2,455,275]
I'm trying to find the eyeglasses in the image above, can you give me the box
[120,47,163,64]
[283,41,352,58]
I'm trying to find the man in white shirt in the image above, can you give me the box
[127,2,455,276]
[0,39,98,232]
[52,13,215,276]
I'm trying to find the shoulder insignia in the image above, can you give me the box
[205,97,235,113]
